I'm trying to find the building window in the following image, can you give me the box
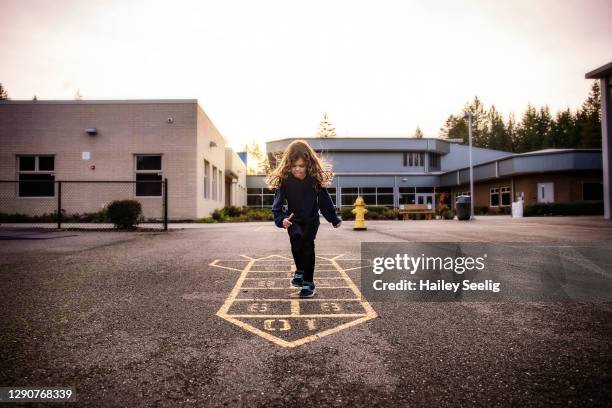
[403,152,408,167]
[490,188,500,206]
[135,155,162,196]
[327,187,337,207]
[218,169,223,201]
[341,187,359,207]
[247,188,275,207]
[489,186,511,207]
[212,166,217,200]
[204,160,210,199]
[338,187,393,207]
[500,187,511,206]
[377,187,394,206]
[399,187,416,205]
[247,188,262,207]
[17,155,55,197]
[429,153,440,170]
[407,152,424,167]
[583,182,603,201]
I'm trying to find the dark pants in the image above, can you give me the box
[288,219,320,283]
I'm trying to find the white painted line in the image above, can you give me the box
[232,298,363,302]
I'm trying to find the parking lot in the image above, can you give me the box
[1,216,612,407]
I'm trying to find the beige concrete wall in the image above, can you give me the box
[0,100,198,220]
[195,105,228,218]
[224,147,247,207]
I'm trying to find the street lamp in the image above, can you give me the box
[464,112,475,220]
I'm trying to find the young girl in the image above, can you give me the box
[266,140,342,298]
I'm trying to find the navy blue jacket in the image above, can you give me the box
[272,173,341,228]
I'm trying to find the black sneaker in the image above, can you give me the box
[299,282,316,298]
[291,270,304,287]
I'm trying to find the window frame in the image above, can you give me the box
[204,159,210,199]
[135,154,163,197]
[16,155,56,198]
[582,181,603,201]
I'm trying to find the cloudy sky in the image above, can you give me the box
[1,0,610,150]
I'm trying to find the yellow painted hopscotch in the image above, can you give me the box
[210,254,377,348]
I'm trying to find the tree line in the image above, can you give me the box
[439,81,602,152]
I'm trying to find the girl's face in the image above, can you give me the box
[290,157,307,180]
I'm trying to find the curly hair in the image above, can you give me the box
[265,140,334,190]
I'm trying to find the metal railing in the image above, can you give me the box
[0,179,168,230]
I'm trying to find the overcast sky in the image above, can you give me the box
[1,0,610,150]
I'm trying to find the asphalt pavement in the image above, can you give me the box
[1,217,611,407]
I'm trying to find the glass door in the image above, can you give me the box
[416,194,435,210]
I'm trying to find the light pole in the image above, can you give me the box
[465,112,475,220]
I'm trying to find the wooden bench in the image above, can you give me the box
[398,204,435,220]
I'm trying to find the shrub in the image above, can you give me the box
[341,207,355,220]
[211,208,229,222]
[474,206,489,215]
[383,209,400,220]
[365,205,387,215]
[105,200,144,229]
[195,216,217,223]
[223,205,244,217]
[524,201,603,216]
[441,208,454,220]
[245,208,273,221]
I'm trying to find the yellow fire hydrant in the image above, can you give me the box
[352,196,368,230]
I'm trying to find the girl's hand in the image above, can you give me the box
[282,213,294,229]
[333,221,342,228]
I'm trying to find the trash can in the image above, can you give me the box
[511,199,524,218]
[456,195,471,221]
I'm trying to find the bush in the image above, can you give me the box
[211,208,229,222]
[244,208,273,221]
[524,201,603,216]
[223,205,244,217]
[474,206,489,215]
[383,209,400,220]
[105,200,144,229]
[195,216,217,223]
[441,208,454,220]
[341,207,355,221]
[365,205,388,215]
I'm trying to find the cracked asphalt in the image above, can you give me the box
[1,216,612,407]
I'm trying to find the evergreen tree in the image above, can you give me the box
[487,105,512,151]
[317,112,337,138]
[515,104,540,153]
[413,126,424,138]
[439,114,467,140]
[463,97,488,148]
[507,113,518,152]
[576,81,601,148]
[536,106,553,148]
[0,83,8,100]
[549,109,575,148]
[244,140,270,175]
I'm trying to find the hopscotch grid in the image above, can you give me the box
[243,277,346,280]
[214,253,378,348]
[239,286,352,290]
[233,298,362,302]
[227,314,369,318]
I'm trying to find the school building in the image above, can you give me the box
[246,137,603,212]
[0,100,248,220]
